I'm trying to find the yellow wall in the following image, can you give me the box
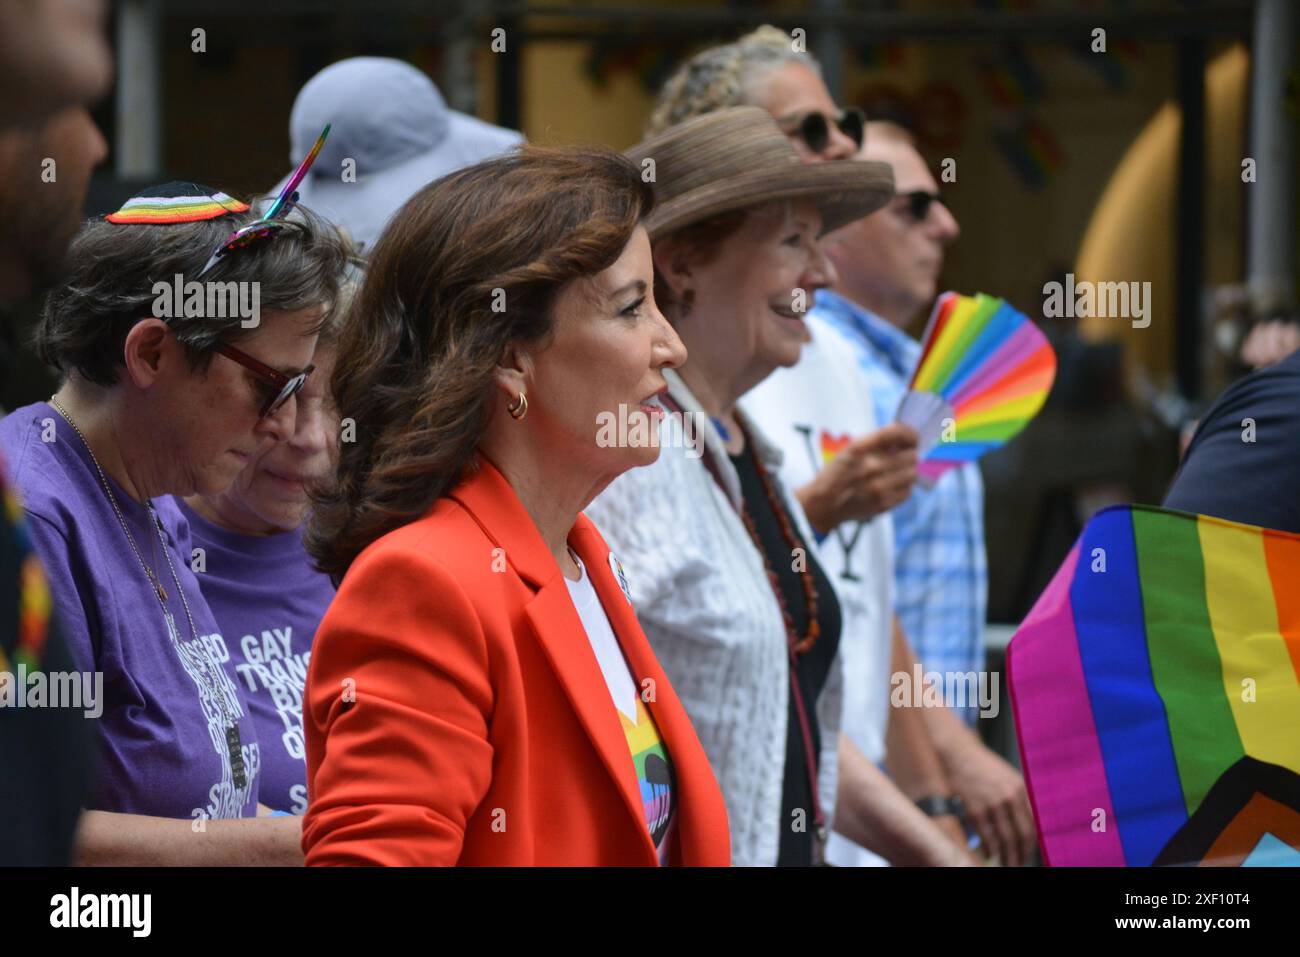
[510,31,1252,401]
[520,41,657,149]
[1076,44,1248,395]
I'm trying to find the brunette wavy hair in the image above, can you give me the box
[306,145,654,579]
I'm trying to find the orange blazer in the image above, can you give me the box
[301,456,731,866]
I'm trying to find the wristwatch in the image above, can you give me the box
[915,794,965,819]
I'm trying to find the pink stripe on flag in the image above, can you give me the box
[1008,543,1126,866]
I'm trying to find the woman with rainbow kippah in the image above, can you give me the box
[0,178,351,864]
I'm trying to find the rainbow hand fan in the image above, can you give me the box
[896,291,1055,485]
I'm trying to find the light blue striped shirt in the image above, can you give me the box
[813,290,989,724]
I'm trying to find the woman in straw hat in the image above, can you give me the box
[585,106,971,867]
[648,26,1034,868]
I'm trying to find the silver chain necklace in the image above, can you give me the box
[51,397,170,606]
[49,397,247,789]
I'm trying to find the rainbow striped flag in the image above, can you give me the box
[1008,505,1300,866]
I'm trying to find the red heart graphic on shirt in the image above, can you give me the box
[819,430,851,465]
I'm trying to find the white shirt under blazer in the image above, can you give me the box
[586,368,845,867]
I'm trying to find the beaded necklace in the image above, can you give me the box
[731,419,820,656]
[731,419,829,859]
[676,397,830,862]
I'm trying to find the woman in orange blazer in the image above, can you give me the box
[302,145,731,866]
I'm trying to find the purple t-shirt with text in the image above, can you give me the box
[0,402,261,820]
[174,498,334,814]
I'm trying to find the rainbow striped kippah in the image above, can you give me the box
[105,182,250,224]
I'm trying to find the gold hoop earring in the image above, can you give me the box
[507,391,528,420]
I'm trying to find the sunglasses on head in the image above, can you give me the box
[215,341,314,419]
[894,190,945,223]
[780,107,866,155]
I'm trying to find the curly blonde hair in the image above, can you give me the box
[647,25,821,136]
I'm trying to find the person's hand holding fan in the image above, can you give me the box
[896,291,1056,486]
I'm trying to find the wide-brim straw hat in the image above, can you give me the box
[625,106,894,242]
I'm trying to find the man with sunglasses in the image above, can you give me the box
[821,126,960,330]
[808,122,1037,866]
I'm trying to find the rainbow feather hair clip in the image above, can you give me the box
[196,123,331,277]
[895,291,1056,485]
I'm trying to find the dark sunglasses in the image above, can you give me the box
[780,107,866,155]
[215,341,314,419]
[894,190,945,223]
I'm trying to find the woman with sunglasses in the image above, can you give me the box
[649,24,864,163]
[0,183,348,864]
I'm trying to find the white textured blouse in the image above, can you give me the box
[585,368,845,867]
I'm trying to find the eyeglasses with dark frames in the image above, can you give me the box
[778,107,866,155]
[215,341,314,419]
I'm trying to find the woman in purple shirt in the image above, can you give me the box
[177,310,344,816]
[0,183,348,864]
